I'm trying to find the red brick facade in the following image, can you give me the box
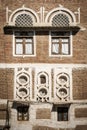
[0,0,87,130]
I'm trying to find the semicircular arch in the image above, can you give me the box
[9,7,39,26]
[45,7,76,25]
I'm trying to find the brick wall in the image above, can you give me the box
[0,0,87,130]
[0,104,7,119]
[36,108,51,119]
[0,0,86,64]
[0,69,14,99]
[75,125,87,130]
[72,68,87,100]
[75,108,87,118]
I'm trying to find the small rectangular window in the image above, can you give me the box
[57,107,69,121]
[50,31,71,56]
[17,106,29,121]
[14,31,35,56]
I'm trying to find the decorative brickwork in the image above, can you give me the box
[72,69,87,100]
[0,69,14,99]
[0,0,87,130]
[75,125,87,130]
[75,108,87,118]
[36,108,51,119]
[0,104,7,120]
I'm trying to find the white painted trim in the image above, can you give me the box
[53,68,72,101]
[45,7,76,23]
[9,6,39,25]
[49,11,72,25]
[14,67,33,100]
[49,30,73,57]
[13,30,36,57]
[14,69,16,100]
[0,63,87,69]
[34,67,52,102]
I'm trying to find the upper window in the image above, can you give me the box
[49,31,72,56]
[13,31,36,56]
[52,14,69,27]
[15,14,33,27]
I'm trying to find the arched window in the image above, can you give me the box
[8,6,39,26]
[52,13,69,27]
[45,6,76,26]
[15,13,33,27]
[37,72,48,85]
[40,75,46,84]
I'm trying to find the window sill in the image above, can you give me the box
[49,54,72,57]
[13,54,36,57]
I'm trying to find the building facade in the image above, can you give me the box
[0,0,87,130]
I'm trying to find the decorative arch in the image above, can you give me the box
[45,6,76,26]
[36,71,50,102]
[8,6,39,26]
[37,71,49,85]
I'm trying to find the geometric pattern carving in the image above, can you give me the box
[15,14,33,27]
[56,73,70,101]
[52,13,69,27]
[36,72,50,102]
[15,68,31,100]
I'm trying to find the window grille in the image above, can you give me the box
[15,14,33,27]
[52,14,69,27]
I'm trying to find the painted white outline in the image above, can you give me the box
[49,31,73,57]
[9,6,39,25]
[13,30,36,57]
[45,7,76,24]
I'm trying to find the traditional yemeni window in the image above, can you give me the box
[14,31,35,56]
[52,13,69,27]
[50,31,72,56]
[15,13,33,27]
[57,107,69,121]
[17,105,29,121]
[40,75,46,84]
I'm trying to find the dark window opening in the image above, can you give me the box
[17,105,29,121]
[57,107,69,121]
[40,75,46,84]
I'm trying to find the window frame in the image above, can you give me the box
[17,105,29,121]
[57,107,69,121]
[49,31,72,57]
[13,30,36,57]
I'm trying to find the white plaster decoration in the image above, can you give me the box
[14,67,32,101]
[49,31,73,57]
[53,68,72,101]
[0,63,87,69]
[8,5,39,26]
[45,5,77,26]
[74,8,80,24]
[34,68,52,102]
[13,31,36,57]
[37,6,48,23]
[6,5,80,27]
